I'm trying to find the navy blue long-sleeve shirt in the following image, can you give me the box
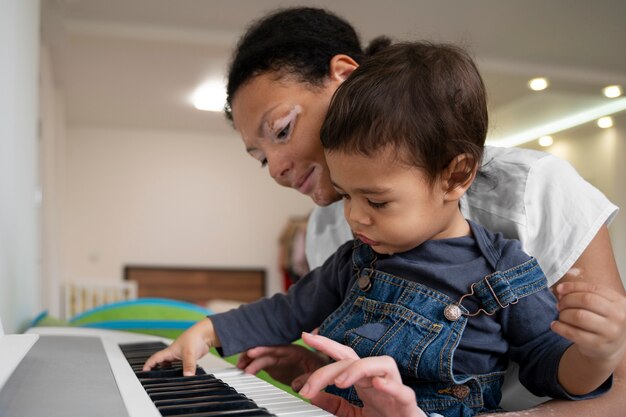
[211,221,611,399]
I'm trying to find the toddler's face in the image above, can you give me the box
[325,147,466,255]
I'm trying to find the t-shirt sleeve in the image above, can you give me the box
[521,154,618,286]
[211,241,354,356]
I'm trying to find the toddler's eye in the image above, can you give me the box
[368,200,388,209]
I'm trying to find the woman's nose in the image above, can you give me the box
[267,155,292,184]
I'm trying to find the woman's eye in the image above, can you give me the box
[368,200,388,209]
[275,122,292,141]
[260,158,268,167]
[339,194,351,200]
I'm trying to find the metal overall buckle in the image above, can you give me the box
[353,249,377,292]
[444,274,519,321]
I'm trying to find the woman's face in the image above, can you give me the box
[230,72,343,206]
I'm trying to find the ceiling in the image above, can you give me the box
[41,0,626,145]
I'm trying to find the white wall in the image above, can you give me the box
[0,0,40,333]
[61,125,314,301]
[40,44,66,318]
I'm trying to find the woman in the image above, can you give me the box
[211,6,625,417]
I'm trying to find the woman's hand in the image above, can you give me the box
[298,332,426,417]
[143,318,217,376]
[237,344,330,390]
[552,281,626,363]
[551,281,626,394]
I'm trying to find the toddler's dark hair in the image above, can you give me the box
[321,42,487,187]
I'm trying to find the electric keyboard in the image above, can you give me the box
[0,327,334,417]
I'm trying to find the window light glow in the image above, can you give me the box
[538,135,553,147]
[603,85,623,99]
[192,81,227,112]
[528,78,549,91]
[597,116,613,129]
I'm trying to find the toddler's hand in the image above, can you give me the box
[142,318,217,376]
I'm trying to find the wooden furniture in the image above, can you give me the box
[124,265,266,305]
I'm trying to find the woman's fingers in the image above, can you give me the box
[556,281,622,300]
[242,354,283,375]
[291,372,312,392]
[310,392,361,417]
[237,346,285,372]
[555,282,626,345]
[557,291,614,319]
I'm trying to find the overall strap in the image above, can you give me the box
[351,241,377,270]
[472,257,546,314]
[350,242,378,291]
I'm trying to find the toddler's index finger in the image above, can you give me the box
[182,349,198,376]
[142,348,175,371]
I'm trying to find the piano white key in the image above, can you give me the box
[216,372,334,417]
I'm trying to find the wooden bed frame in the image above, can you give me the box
[124,265,266,305]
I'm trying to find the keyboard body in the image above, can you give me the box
[0,327,333,417]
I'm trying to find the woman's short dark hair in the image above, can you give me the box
[225,7,390,121]
[321,42,488,186]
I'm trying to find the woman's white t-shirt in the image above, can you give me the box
[305,146,619,410]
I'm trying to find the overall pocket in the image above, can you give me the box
[343,296,443,377]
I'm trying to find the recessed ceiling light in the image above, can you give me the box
[192,81,227,112]
[528,78,549,91]
[538,135,553,147]
[597,116,613,128]
[602,85,623,98]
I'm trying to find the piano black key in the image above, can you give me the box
[148,386,236,398]
[135,367,206,379]
[133,362,183,371]
[117,341,314,417]
[140,375,223,387]
[158,398,259,416]
[145,382,229,394]
[119,341,169,352]
[123,350,167,360]
[174,409,275,417]
[154,393,244,406]
[139,375,228,392]
[129,358,184,366]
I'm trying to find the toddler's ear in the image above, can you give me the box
[442,154,478,201]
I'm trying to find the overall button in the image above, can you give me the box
[444,304,462,321]
[357,275,371,291]
[450,384,470,399]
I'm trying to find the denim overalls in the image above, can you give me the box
[318,242,547,417]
